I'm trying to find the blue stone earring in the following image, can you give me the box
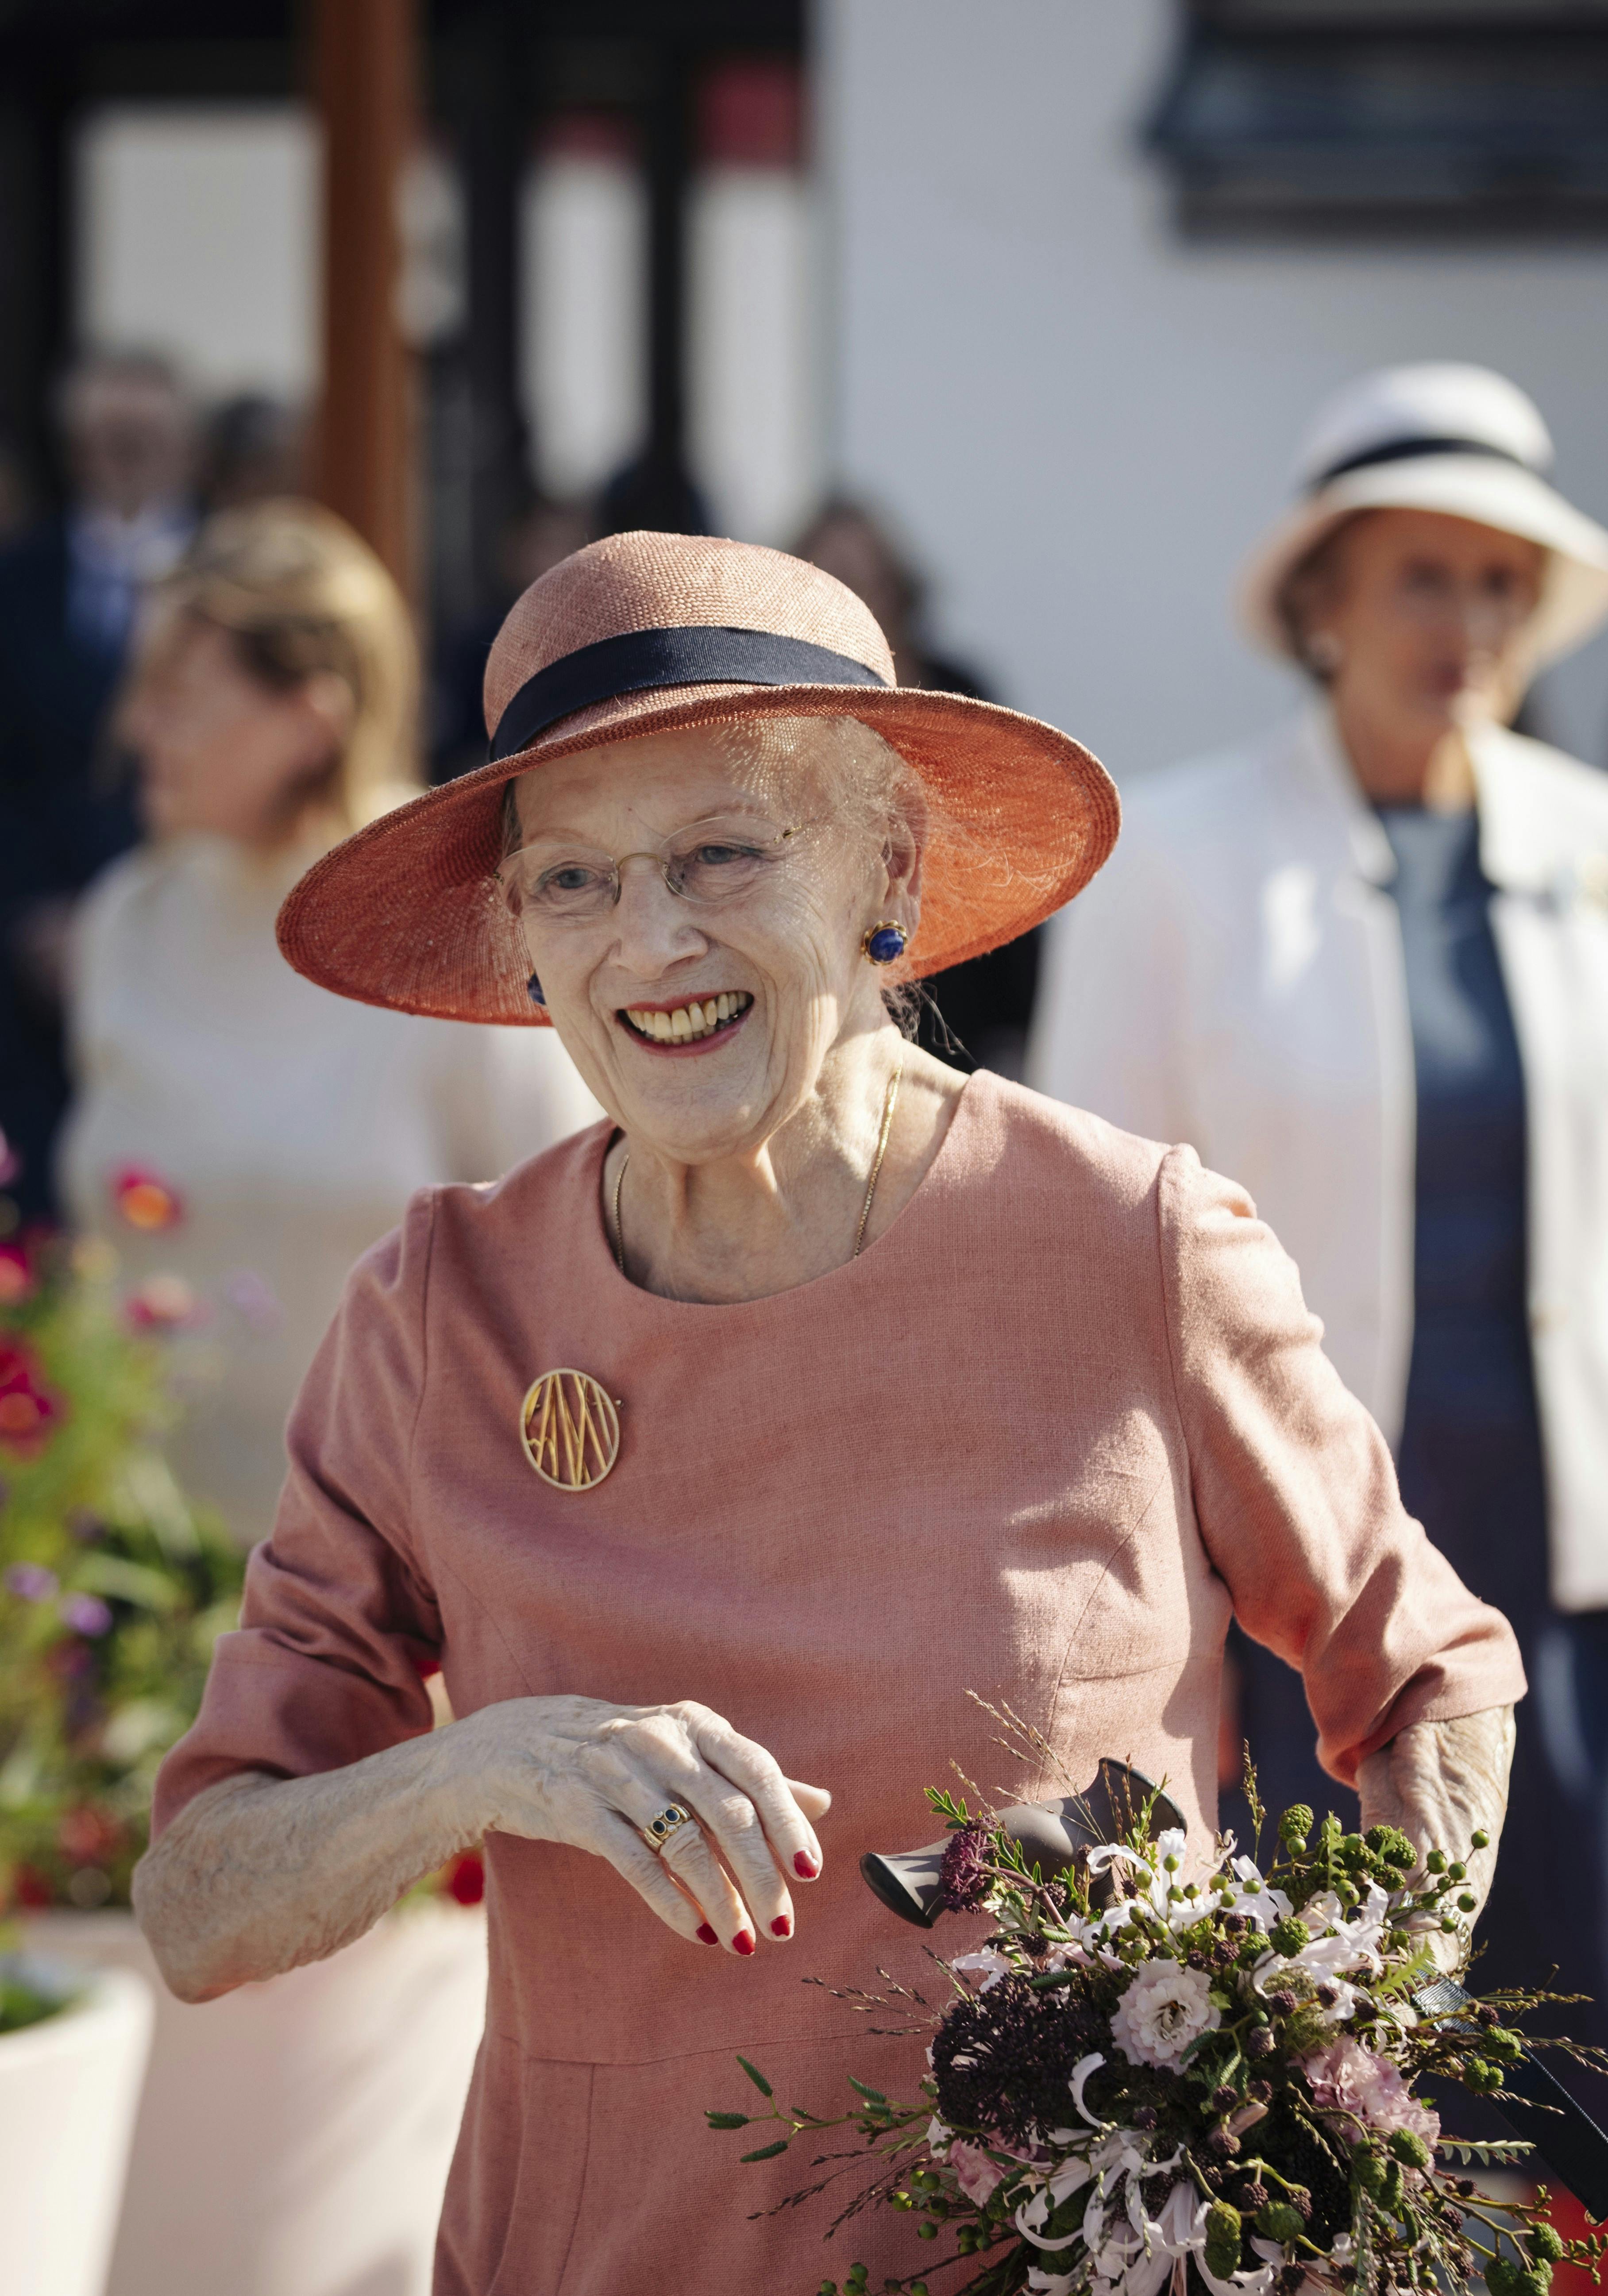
[526,972,546,1006]
[862,921,908,967]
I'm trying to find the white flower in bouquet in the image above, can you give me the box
[1110,1959,1222,2069]
[949,1945,1014,1993]
[1216,1853,1294,1931]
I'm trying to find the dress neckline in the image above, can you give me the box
[582,1067,988,1318]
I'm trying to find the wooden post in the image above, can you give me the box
[309,0,418,597]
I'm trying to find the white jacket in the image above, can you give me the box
[1029,705,1608,1612]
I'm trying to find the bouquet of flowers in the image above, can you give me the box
[712,1755,1608,2296]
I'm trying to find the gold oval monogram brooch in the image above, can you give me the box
[520,1368,621,1491]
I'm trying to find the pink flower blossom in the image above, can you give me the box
[5,1563,58,1603]
[1303,2036,1438,2144]
[61,1592,113,1638]
[125,1273,200,1329]
[949,2140,1006,2206]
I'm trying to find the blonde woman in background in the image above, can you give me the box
[60,500,597,1549]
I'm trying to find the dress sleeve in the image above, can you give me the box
[150,1195,442,1834]
[1156,1144,1527,1787]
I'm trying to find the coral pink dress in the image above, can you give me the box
[154,1073,1523,2296]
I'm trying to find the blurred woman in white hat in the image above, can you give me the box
[1030,363,1608,2030]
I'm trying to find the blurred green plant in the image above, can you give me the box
[0,1221,244,1914]
[0,1922,77,2034]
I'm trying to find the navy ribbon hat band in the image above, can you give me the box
[489,624,893,764]
[1311,434,1529,492]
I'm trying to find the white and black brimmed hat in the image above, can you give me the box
[1238,363,1608,669]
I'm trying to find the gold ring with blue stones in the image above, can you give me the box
[642,1803,695,1854]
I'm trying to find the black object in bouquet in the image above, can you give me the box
[860,1757,1186,1929]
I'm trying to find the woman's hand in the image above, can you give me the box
[464,1694,830,1957]
[135,1690,830,2003]
[1356,1704,1515,1969]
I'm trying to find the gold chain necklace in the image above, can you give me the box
[611,1061,904,1275]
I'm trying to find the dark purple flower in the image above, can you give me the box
[61,1592,113,1637]
[5,1562,58,1602]
[937,1823,995,1914]
[932,1974,1111,2148]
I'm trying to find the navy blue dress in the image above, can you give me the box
[1231,805,1608,2045]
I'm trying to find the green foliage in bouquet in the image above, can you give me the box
[0,1226,243,1913]
[711,1729,1608,2296]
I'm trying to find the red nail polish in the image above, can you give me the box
[732,1931,756,1956]
[771,1915,792,1938]
[794,1853,818,1880]
[696,1923,718,1945]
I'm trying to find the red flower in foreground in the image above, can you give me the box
[58,1805,123,1865]
[110,1165,183,1233]
[443,1851,485,1906]
[11,1865,53,1911]
[0,1339,64,1453]
[0,1241,34,1304]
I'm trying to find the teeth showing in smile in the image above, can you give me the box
[624,992,752,1044]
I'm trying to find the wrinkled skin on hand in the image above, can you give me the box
[1357,1704,1515,1970]
[134,1690,831,2004]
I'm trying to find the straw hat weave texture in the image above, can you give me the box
[278,532,1118,1025]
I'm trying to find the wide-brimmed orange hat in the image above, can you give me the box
[277,530,1118,1025]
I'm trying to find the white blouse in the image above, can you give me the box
[59,833,600,1546]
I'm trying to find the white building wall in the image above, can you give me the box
[816,0,1608,778]
[690,168,823,544]
[522,150,649,500]
[77,105,319,398]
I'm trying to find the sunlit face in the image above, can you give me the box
[1315,509,1546,741]
[508,724,917,1164]
[123,615,343,847]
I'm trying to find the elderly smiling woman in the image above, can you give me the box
[134,533,1525,2296]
